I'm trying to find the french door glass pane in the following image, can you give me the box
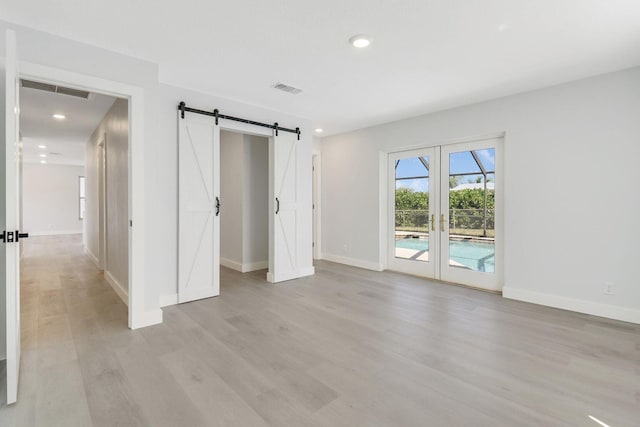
[394,156,429,262]
[448,148,495,272]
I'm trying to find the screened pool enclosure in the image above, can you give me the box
[394,148,496,272]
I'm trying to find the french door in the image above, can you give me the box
[388,147,438,278]
[389,138,503,291]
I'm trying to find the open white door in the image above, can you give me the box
[268,130,299,283]
[177,111,220,303]
[3,29,21,405]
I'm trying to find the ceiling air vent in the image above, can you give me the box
[21,79,91,99]
[273,83,303,95]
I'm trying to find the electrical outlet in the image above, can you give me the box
[604,281,614,295]
[343,243,348,254]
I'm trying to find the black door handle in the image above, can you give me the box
[275,197,280,215]
[215,197,220,216]
[0,230,28,243]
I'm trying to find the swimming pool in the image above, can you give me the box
[395,238,495,272]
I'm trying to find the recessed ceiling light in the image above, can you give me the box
[314,128,324,133]
[40,160,47,164]
[52,113,66,120]
[349,34,372,48]
[497,24,509,32]
[39,153,47,158]
[38,144,47,149]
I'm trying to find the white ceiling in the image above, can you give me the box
[3,1,640,135]
[20,84,117,165]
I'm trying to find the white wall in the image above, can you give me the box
[321,66,640,323]
[106,99,128,290]
[220,131,269,271]
[85,98,128,293]
[22,163,84,235]
[242,134,268,267]
[220,131,244,265]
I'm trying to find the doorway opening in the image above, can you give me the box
[15,62,148,330]
[219,130,269,274]
[19,80,130,300]
[18,78,132,340]
[387,137,504,291]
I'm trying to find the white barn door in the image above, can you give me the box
[4,29,22,405]
[178,112,220,303]
[268,130,299,283]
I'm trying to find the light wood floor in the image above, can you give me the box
[1,235,639,426]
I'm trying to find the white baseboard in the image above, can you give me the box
[242,261,268,272]
[503,287,640,325]
[159,293,178,308]
[320,253,384,272]
[84,246,100,268]
[31,230,82,236]
[130,309,163,330]
[220,257,268,273]
[220,257,243,272]
[105,270,128,306]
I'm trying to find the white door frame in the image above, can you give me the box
[17,62,154,329]
[312,154,321,260]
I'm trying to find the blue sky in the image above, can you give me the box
[395,148,495,192]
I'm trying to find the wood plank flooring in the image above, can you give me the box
[1,235,639,426]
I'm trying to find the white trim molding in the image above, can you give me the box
[220,257,269,273]
[84,246,100,268]
[503,287,640,325]
[220,257,243,272]
[242,261,268,272]
[105,271,128,306]
[312,154,322,260]
[320,253,383,272]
